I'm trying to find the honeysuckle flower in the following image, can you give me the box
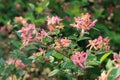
[99,71,107,80]
[63,3,69,10]
[117,75,120,80]
[14,16,27,26]
[60,38,71,47]
[72,52,88,68]
[47,16,62,25]
[65,16,71,22]
[39,48,46,56]
[15,59,26,69]
[6,59,26,69]
[87,36,110,51]
[41,29,47,36]
[70,13,97,36]
[18,24,38,46]
[56,23,64,29]
[113,53,119,62]
[47,25,56,32]
[55,41,61,51]
[46,16,63,32]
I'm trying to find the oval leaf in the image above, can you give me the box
[100,52,111,63]
[48,69,59,77]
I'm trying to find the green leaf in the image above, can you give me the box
[62,60,76,69]
[87,52,97,60]
[88,61,100,66]
[108,68,120,80]
[80,36,91,40]
[17,70,24,78]
[100,52,111,63]
[43,37,52,43]
[48,69,59,77]
[52,52,64,59]
[46,50,56,56]
[68,36,77,40]
[0,58,4,67]
[25,12,35,22]
[106,59,113,70]
[36,7,43,13]
[25,46,38,51]
[11,40,21,48]
[42,0,49,8]
[94,8,104,18]
[28,3,35,10]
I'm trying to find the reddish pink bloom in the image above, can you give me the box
[18,24,38,46]
[6,58,15,65]
[70,13,97,36]
[115,64,120,68]
[37,29,48,41]
[107,6,115,13]
[47,25,56,32]
[6,59,26,69]
[99,71,107,80]
[117,75,120,80]
[0,26,6,31]
[46,16,63,31]
[60,39,71,47]
[113,54,119,62]
[47,16,62,25]
[63,3,69,10]
[72,52,88,68]
[65,16,71,22]
[14,16,27,26]
[15,59,26,69]
[41,29,47,37]
[87,36,110,51]
[55,41,62,51]
[38,48,46,56]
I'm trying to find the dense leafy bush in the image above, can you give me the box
[0,0,120,80]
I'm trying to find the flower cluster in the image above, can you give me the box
[6,58,26,69]
[55,38,71,50]
[72,51,88,68]
[99,71,107,80]
[18,24,38,46]
[113,53,120,68]
[46,16,64,32]
[70,13,97,36]
[38,29,48,41]
[113,53,120,62]
[87,36,110,51]
[14,16,27,26]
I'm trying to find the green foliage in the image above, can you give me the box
[0,0,120,80]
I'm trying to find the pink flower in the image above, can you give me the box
[46,16,63,31]
[72,52,88,68]
[117,75,120,80]
[99,71,107,80]
[113,54,119,62]
[70,13,97,36]
[87,36,110,51]
[6,59,26,69]
[65,16,71,22]
[14,16,27,26]
[41,29,47,37]
[15,59,26,69]
[55,42,61,51]
[63,3,69,10]
[18,24,38,46]
[47,16,62,25]
[47,25,56,32]
[60,39,71,47]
